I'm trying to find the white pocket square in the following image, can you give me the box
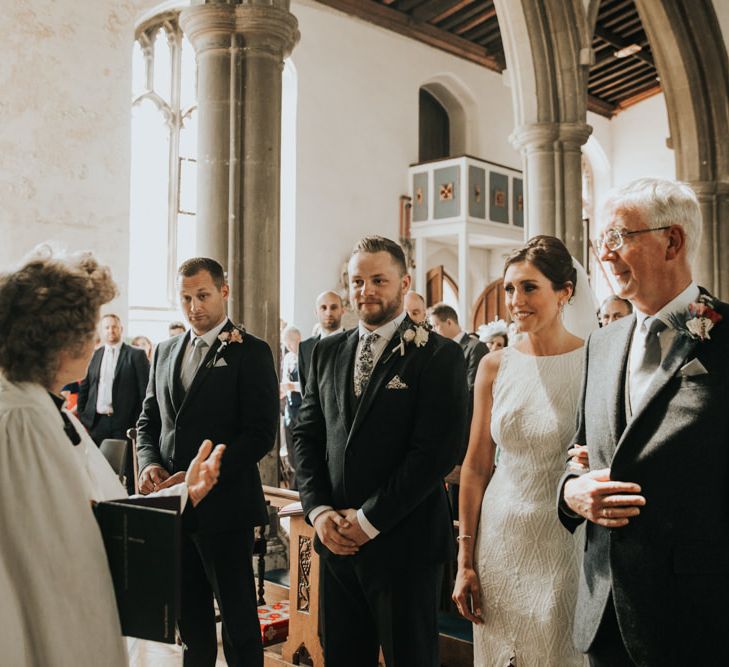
[213,358,228,368]
[386,375,408,389]
[679,358,708,377]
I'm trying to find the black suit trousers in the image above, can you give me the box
[321,556,442,667]
[588,595,635,667]
[179,528,261,667]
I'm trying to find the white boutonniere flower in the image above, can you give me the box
[668,294,723,342]
[387,321,430,361]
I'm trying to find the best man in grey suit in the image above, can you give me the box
[559,178,729,666]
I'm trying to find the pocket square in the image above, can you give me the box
[679,358,707,377]
[213,358,228,368]
[386,375,408,390]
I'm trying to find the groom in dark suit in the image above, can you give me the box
[559,178,729,666]
[136,257,278,667]
[294,236,467,667]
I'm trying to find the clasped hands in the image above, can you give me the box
[138,439,226,507]
[564,444,646,527]
[313,508,371,556]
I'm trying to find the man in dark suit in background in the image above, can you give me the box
[298,290,344,397]
[136,257,278,667]
[559,178,729,666]
[429,302,487,515]
[294,236,467,667]
[78,313,149,493]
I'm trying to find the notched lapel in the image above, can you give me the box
[348,334,404,444]
[605,317,635,446]
[334,331,358,429]
[170,334,189,412]
[617,330,697,452]
[179,324,232,412]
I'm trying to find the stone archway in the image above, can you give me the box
[493,0,593,262]
[635,0,729,298]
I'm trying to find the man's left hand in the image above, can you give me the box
[337,508,371,546]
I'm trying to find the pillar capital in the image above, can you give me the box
[235,3,300,58]
[179,4,236,53]
[510,121,592,153]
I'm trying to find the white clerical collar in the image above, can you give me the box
[320,327,343,339]
[190,317,229,348]
[358,310,407,344]
[453,330,467,344]
[634,282,699,332]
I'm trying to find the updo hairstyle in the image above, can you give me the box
[503,235,577,298]
[0,246,117,387]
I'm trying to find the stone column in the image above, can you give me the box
[179,4,236,265]
[511,122,592,263]
[458,230,470,324]
[691,180,729,298]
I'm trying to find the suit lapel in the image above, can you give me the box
[112,344,127,382]
[334,330,359,430]
[169,334,190,413]
[347,332,404,445]
[615,327,697,455]
[178,321,232,414]
[605,316,635,448]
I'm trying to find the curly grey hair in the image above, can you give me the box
[0,246,117,387]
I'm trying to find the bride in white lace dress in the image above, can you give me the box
[453,236,596,666]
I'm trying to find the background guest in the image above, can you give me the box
[78,313,149,494]
[280,325,302,489]
[168,321,186,337]
[131,334,154,361]
[478,319,510,352]
[598,294,633,327]
[404,290,427,324]
[298,290,344,397]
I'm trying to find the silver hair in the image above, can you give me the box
[602,178,702,263]
[281,325,301,342]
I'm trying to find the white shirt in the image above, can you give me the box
[453,330,467,344]
[309,311,408,539]
[182,317,229,370]
[95,342,122,415]
[320,326,344,339]
[628,281,699,411]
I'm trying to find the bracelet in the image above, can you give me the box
[456,535,472,542]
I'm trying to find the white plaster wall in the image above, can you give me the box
[608,93,675,188]
[0,0,159,322]
[291,0,520,334]
[713,0,729,50]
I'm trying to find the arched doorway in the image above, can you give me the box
[472,278,509,331]
[419,88,450,162]
[426,265,459,309]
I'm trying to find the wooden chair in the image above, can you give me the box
[99,438,128,483]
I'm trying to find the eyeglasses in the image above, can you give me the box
[597,225,671,252]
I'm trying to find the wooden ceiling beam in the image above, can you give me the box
[430,0,474,25]
[590,59,647,88]
[593,69,657,97]
[587,94,616,118]
[315,0,501,71]
[411,0,463,23]
[440,0,490,31]
[594,25,654,67]
[614,83,662,111]
[454,7,496,35]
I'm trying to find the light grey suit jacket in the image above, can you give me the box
[558,297,729,666]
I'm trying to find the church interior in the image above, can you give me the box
[2,0,728,665]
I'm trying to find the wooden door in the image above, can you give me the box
[425,266,458,307]
[472,278,509,330]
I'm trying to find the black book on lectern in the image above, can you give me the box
[94,495,181,643]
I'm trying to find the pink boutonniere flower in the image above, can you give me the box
[208,325,246,367]
[669,294,723,342]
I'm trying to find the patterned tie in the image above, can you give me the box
[181,338,208,392]
[354,332,380,398]
[630,316,667,412]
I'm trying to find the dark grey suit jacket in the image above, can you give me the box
[558,296,729,665]
[136,321,279,533]
[293,319,467,574]
[458,333,487,462]
[78,343,149,436]
[298,334,320,398]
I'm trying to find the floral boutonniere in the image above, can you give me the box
[386,320,430,362]
[206,325,245,367]
[668,294,723,342]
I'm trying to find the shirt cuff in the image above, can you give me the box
[357,509,379,539]
[308,505,333,525]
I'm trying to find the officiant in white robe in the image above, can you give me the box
[0,246,223,667]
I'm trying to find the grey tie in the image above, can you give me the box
[630,317,667,412]
[181,338,208,392]
[354,332,380,398]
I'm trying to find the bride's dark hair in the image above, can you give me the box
[503,235,577,296]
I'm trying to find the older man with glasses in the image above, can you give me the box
[559,178,729,666]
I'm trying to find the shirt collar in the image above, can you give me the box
[104,341,122,353]
[358,310,407,344]
[634,282,699,331]
[453,330,467,344]
[190,317,229,348]
[320,326,343,339]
